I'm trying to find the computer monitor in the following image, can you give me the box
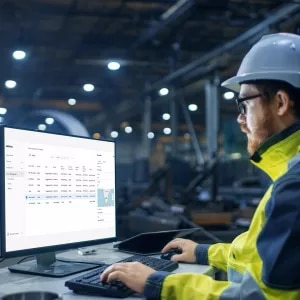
[0,126,116,277]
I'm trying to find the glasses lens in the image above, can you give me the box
[238,102,246,115]
[236,93,261,115]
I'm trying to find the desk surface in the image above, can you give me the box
[0,244,212,299]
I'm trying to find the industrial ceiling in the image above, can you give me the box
[0,0,299,138]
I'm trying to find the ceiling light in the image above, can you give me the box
[107,61,120,71]
[110,131,118,138]
[12,50,26,60]
[158,88,169,96]
[163,127,171,135]
[147,132,155,139]
[224,91,235,100]
[83,83,94,92]
[188,104,198,111]
[0,108,7,115]
[162,113,171,120]
[124,126,132,134]
[45,117,54,125]
[38,124,46,131]
[5,80,17,89]
[68,98,76,106]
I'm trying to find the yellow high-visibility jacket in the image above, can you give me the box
[144,122,300,300]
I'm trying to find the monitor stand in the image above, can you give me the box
[8,252,100,277]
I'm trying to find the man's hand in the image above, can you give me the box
[100,262,156,294]
[161,238,198,263]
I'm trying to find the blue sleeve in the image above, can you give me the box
[257,174,300,289]
[143,271,170,299]
[195,244,210,265]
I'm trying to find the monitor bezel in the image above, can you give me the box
[0,125,117,258]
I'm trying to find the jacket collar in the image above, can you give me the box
[250,122,300,181]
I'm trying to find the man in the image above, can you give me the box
[101,32,300,299]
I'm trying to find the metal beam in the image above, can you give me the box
[205,79,219,160]
[149,3,300,91]
[141,96,152,158]
[178,92,205,165]
[131,0,196,49]
[34,1,165,18]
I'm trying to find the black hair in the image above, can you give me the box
[243,80,300,119]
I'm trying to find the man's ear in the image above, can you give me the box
[276,90,291,116]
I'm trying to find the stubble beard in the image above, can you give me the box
[246,115,276,156]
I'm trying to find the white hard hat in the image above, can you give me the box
[221,33,300,92]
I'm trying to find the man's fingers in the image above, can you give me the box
[170,254,182,262]
[161,240,182,252]
[100,263,126,281]
[100,268,110,281]
[107,270,126,283]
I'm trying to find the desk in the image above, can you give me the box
[0,243,212,299]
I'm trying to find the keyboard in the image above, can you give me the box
[65,254,178,298]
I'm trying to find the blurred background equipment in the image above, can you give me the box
[0,0,293,244]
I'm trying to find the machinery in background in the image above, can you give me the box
[115,155,268,243]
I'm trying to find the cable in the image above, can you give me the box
[149,196,224,243]
[17,256,34,264]
[176,214,223,243]
[57,258,106,266]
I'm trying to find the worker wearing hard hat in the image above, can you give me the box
[101,33,300,300]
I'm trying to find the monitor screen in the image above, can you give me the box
[0,126,116,277]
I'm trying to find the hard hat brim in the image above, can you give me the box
[221,71,300,92]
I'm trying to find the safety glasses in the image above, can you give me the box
[236,93,262,115]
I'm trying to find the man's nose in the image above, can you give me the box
[237,113,245,124]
